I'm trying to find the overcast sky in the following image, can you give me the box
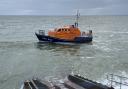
[0,0,128,15]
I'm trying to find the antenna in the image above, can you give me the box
[75,10,80,27]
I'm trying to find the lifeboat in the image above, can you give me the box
[35,11,93,43]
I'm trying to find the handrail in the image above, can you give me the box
[31,79,39,89]
[38,30,45,35]
[108,74,128,79]
[28,82,33,89]
[107,74,128,89]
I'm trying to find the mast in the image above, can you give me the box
[75,10,80,27]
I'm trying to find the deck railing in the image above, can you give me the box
[107,74,128,89]
[39,30,45,35]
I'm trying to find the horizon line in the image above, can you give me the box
[0,14,128,16]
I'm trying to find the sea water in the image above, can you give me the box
[0,16,128,89]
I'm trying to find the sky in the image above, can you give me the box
[0,0,128,15]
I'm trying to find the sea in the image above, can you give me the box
[0,15,128,89]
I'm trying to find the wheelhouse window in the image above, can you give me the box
[62,29,64,31]
[58,29,61,32]
[57,28,70,32]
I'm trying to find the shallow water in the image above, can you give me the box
[0,16,128,89]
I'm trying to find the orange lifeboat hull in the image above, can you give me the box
[35,32,92,43]
[35,25,93,43]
